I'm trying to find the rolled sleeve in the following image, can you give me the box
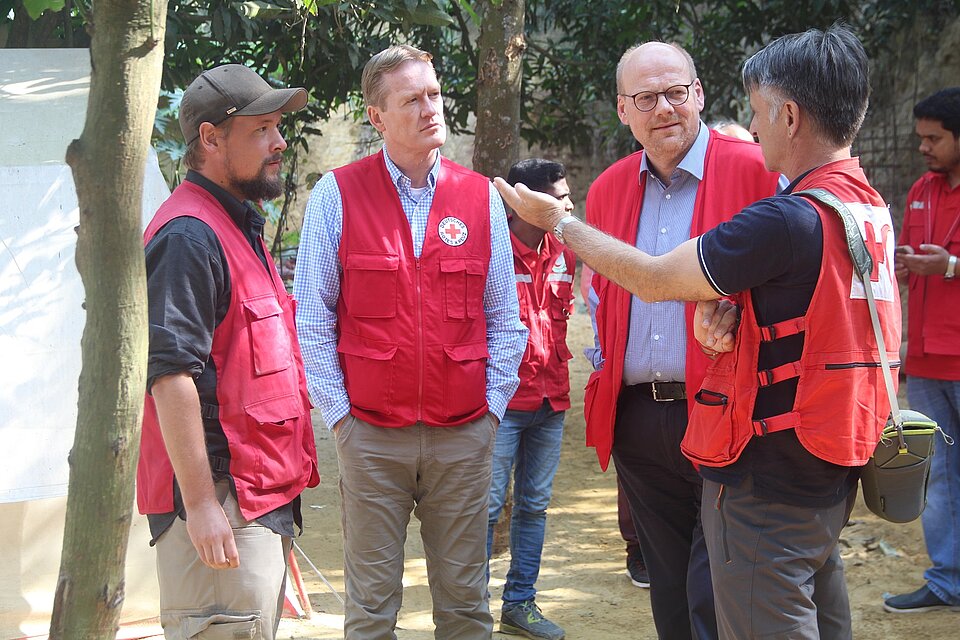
[292,173,351,429]
[483,184,528,418]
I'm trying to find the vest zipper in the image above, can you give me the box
[824,361,900,370]
[416,257,424,423]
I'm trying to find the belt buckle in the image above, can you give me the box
[651,382,676,402]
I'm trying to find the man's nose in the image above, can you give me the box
[273,128,288,153]
[653,92,675,115]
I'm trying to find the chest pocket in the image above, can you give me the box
[242,295,293,376]
[344,253,399,318]
[440,257,485,321]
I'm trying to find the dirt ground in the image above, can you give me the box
[277,300,958,639]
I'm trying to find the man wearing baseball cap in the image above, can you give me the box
[137,64,318,640]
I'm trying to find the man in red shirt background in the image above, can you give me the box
[487,159,576,640]
[886,87,960,614]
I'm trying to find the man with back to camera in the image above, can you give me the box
[138,64,319,640]
[293,44,527,639]
[582,39,781,640]
[884,87,960,614]
[487,158,577,640]
[497,25,901,639]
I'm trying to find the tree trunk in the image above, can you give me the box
[474,0,525,556]
[49,1,167,638]
[473,0,526,179]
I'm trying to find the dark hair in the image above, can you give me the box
[506,158,566,193]
[914,88,960,138]
[742,25,869,146]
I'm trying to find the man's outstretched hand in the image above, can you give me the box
[493,177,567,232]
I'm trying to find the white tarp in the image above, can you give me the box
[0,49,170,503]
[0,48,169,635]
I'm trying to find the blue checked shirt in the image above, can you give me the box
[293,148,526,429]
[585,124,788,380]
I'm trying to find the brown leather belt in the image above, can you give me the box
[627,381,687,402]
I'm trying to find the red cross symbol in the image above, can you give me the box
[443,223,463,241]
[863,220,892,283]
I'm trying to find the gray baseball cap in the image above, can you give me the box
[179,64,308,144]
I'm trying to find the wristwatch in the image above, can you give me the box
[946,255,958,280]
[553,215,580,245]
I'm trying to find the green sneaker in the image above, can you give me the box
[499,600,565,640]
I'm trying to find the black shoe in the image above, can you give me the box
[883,585,960,613]
[626,554,650,588]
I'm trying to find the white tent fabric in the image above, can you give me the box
[0,48,168,635]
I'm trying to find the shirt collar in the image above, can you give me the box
[638,120,709,185]
[382,146,441,190]
[184,169,265,231]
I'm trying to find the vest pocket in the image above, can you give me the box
[242,295,293,376]
[682,362,748,465]
[337,333,398,413]
[440,257,485,321]
[344,252,399,318]
[442,340,489,418]
[244,393,305,491]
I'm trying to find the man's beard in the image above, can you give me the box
[229,156,284,201]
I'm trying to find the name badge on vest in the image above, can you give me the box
[439,216,468,246]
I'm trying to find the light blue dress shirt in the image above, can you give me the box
[293,148,527,428]
[585,123,709,383]
[585,125,788,380]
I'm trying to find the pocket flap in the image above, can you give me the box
[245,393,302,424]
[242,295,283,320]
[346,252,399,271]
[443,340,490,362]
[464,259,485,276]
[337,333,399,360]
[440,257,466,273]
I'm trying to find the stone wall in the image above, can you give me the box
[856,16,960,225]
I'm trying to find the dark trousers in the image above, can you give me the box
[612,388,718,640]
[618,476,641,559]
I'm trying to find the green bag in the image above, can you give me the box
[860,409,939,523]
[797,189,952,524]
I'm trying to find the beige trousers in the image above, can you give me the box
[155,481,291,639]
[336,413,497,640]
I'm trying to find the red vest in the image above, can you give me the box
[138,181,319,520]
[899,173,960,376]
[681,159,901,468]
[509,232,576,411]
[585,132,781,470]
[334,152,491,427]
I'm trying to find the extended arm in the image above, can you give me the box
[494,178,720,303]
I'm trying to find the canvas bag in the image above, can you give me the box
[797,188,949,523]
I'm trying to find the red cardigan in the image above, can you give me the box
[584,131,780,470]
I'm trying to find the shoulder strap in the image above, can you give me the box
[795,188,905,448]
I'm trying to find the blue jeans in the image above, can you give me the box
[487,401,565,604]
[908,376,960,605]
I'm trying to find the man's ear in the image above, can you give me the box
[367,104,386,133]
[782,100,800,137]
[197,122,222,152]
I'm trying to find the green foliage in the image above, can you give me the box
[22,0,64,19]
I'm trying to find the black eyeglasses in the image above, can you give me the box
[621,82,695,112]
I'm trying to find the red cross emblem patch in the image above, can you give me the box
[438,216,468,246]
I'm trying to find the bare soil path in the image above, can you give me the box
[279,300,958,639]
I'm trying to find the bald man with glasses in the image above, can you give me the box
[581,41,781,640]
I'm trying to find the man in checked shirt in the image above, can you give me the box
[293,44,527,640]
